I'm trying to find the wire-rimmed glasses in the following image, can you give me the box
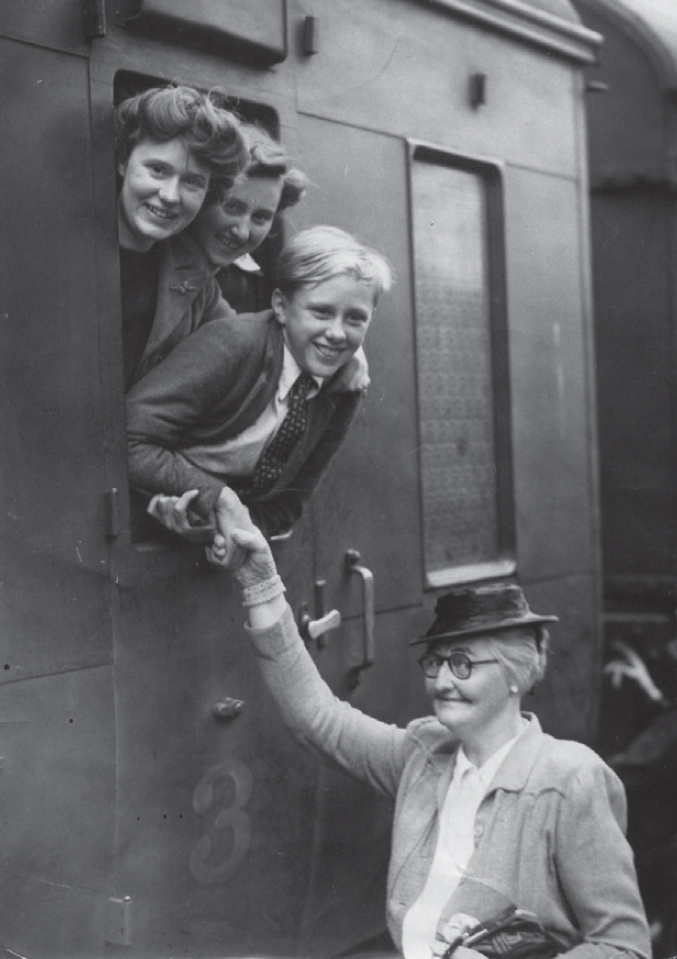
[417,650,500,680]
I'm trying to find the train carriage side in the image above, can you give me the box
[0,1,601,957]
[573,0,677,614]
[572,0,677,947]
[570,0,677,741]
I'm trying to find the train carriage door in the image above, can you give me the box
[293,117,514,953]
[89,71,347,957]
[0,20,117,956]
[247,117,422,955]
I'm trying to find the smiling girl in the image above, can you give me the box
[114,84,247,389]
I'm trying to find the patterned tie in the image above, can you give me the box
[251,372,315,492]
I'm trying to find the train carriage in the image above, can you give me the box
[572,0,677,948]
[574,0,677,618]
[0,1,601,956]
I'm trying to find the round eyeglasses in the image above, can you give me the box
[418,650,500,680]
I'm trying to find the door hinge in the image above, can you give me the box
[104,488,120,539]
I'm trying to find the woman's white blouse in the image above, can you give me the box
[401,729,524,959]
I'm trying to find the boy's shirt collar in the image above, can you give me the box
[233,252,264,274]
[279,345,323,400]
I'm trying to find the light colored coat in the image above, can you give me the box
[247,605,651,959]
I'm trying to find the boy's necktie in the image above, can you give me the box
[251,372,315,492]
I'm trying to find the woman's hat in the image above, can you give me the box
[411,583,558,646]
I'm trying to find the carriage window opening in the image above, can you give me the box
[410,148,515,588]
[113,72,281,548]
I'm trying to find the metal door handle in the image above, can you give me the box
[300,608,342,643]
[345,549,375,687]
[299,579,340,648]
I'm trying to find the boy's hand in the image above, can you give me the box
[147,490,216,544]
[329,347,370,393]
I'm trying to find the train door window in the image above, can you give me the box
[113,72,280,548]
[409,144,515,588]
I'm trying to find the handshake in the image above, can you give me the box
[148,487,284,608]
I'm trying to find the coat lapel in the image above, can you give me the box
[389,735,458,891]
[217,320,284,439]
[482,712,544,797]
[139,233,214,365]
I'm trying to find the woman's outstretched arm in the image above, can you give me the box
[223,523,408,795]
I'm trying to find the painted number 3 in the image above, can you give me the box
[189,758,253,884]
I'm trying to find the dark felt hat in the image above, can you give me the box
[411,583,558,646]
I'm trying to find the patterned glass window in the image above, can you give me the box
[410,147,514,588]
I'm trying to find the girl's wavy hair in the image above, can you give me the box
[115,83,248,190]
[209,121,308,211]
[276,226,394,304]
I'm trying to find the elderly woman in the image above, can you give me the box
[218,518,651,959]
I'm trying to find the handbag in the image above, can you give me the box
[444,905,568,959]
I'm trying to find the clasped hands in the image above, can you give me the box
[144,348,370,556]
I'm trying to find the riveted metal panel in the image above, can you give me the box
[0,34,113,957]
[591,193,674,579]
[0,0,88,54]
[0,667,116,957]
[299,117,421,617]
[114,0,287,65]
[0,39,110,679]
[108,538,335,955]
[504,166,596,583]
[295,0,583,177]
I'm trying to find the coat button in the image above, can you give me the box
[474,824,484,838]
